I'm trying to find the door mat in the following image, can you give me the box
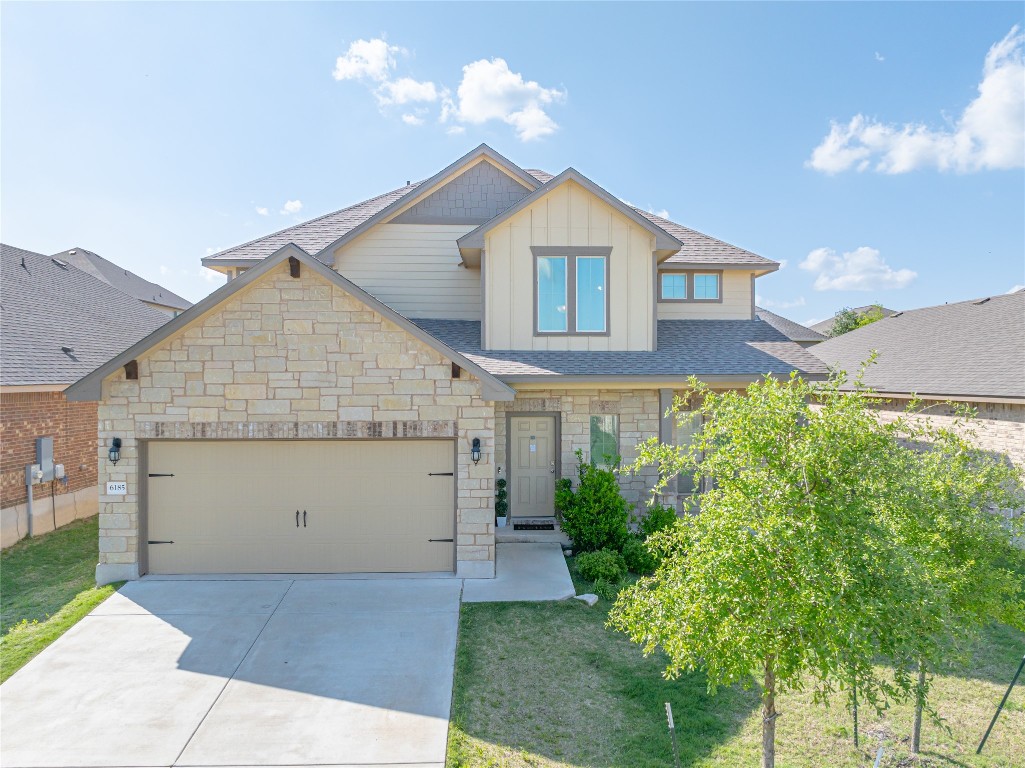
[513,521,556,530]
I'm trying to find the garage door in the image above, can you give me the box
[145,440,455,574]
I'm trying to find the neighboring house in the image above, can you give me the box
[0,244,170,548]
[811,290,1024,467]
[808,305,897,336]
[755,307,825,347]
[66,145,827,584]
[51,246,192,316]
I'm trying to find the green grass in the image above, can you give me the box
[1,517,120,682]
[447,558,1025,767]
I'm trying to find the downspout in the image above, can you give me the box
[24,465,35,538]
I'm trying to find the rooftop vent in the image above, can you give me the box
[974,297,991,305]
[891,312,903,317]
[61,346,75,355]
[51,258,69,269]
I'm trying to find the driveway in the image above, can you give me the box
[0,578,462,768]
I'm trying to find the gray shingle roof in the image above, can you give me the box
[755,307,825,343]
[808,305,898,335]
[810,292,1025,400]
[410,318,827,379]
[51,247,192,311]
[202,154,776,269]
[1,243,170,386]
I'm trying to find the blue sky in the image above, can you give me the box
[2,2,1022,326]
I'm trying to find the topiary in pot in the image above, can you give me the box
[495,478,508,526]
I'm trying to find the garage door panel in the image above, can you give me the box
[147,440,454,574]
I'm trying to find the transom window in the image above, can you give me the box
[533,247,610,335]
[658,270,723,303]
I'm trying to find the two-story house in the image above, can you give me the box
[67,145,826,584]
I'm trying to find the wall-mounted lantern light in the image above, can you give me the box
[108,437,122,465]
[471,437,482,465]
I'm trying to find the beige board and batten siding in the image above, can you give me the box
[331,223,481,320]
[484,180,657,352]
[656,269,756,320]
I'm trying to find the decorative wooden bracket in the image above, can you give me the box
[288,256,301,278]
[451,363,462,379]
[124,360,139,380]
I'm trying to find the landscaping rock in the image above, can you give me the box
[574,593,599,607]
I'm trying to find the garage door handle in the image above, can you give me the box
[303,510,307,528]
[428,472,454,476]
[148,540,174,544]
[148,473,174,478]
[296,510,299,528]
[428,538,454,542]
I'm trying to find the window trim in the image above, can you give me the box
[532,246,612,336]
[657,269,724,304]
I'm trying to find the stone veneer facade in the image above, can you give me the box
[494,389,664,512]
[95,261,496,584]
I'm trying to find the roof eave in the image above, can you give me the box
[456,168,683,264]
[66,244,516,403]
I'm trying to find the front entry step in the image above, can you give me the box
[496,521,570,546]
[513,518,555,531]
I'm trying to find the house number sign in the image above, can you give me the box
[106,482,127,496]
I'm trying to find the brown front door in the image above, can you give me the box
[509,415,557,518]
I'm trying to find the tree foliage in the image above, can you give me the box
[828,304,886,337]
[608,369,1024,766]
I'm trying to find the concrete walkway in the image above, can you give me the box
[0,578,462,768]
[462,543,575,602]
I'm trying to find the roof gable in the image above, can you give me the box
[66,244,515,402]
[314,144,540,262]
[456,168,683,266]
[53,246,192,310]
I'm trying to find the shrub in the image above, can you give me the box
[556,450,629,552]
[622,536,659,575]
[576,548,627,583]
[494,478,508,517]
[592,577,621,601]
[637,503,679,540]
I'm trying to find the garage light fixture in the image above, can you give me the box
[108,437,122,466]
[471,438,482,465]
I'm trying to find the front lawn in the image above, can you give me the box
[1,517,120,682]
[447,560,1025,767]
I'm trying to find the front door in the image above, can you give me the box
[509,415,557,518]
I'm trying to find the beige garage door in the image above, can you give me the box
[146,440,455,574]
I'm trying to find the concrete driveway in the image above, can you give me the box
[0,578,462,768]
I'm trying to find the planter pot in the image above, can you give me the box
[496,516,508,528]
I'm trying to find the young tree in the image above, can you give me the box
[828,304,886,337]
[608,372,1024,767]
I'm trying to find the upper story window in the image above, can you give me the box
[533,247,611,335]
[658,270,723,303]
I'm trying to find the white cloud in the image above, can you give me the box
[280,200,303,215]
[778,259,789,270]
[158,265,171,276]
[756,295,807,310]
[332,38,404,82]
[808,26,1024,174]
[874,51,885,63]
[1007,284,1025,293]
[255,206,269,216]
[448,58,565,141]
[799,246,917,291]
[331,39,566,142]
[375,77,439,106]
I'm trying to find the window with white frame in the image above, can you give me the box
[692,273,720,300]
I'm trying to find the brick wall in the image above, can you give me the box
[872,398,1025,467]
[1,391,97,507]
[96,260,496,583]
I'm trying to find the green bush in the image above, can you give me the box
[576,548,627,583]
[556,450,629,553]
[494,478,508,517]
[622,536,659,575]
[592,577,622,601]
[637,503,678,539]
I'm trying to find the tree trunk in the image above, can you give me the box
[762,657,777,768]
[912,661,926,754]
[852,684,859,748]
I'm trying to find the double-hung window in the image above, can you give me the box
[533,247,610,335]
